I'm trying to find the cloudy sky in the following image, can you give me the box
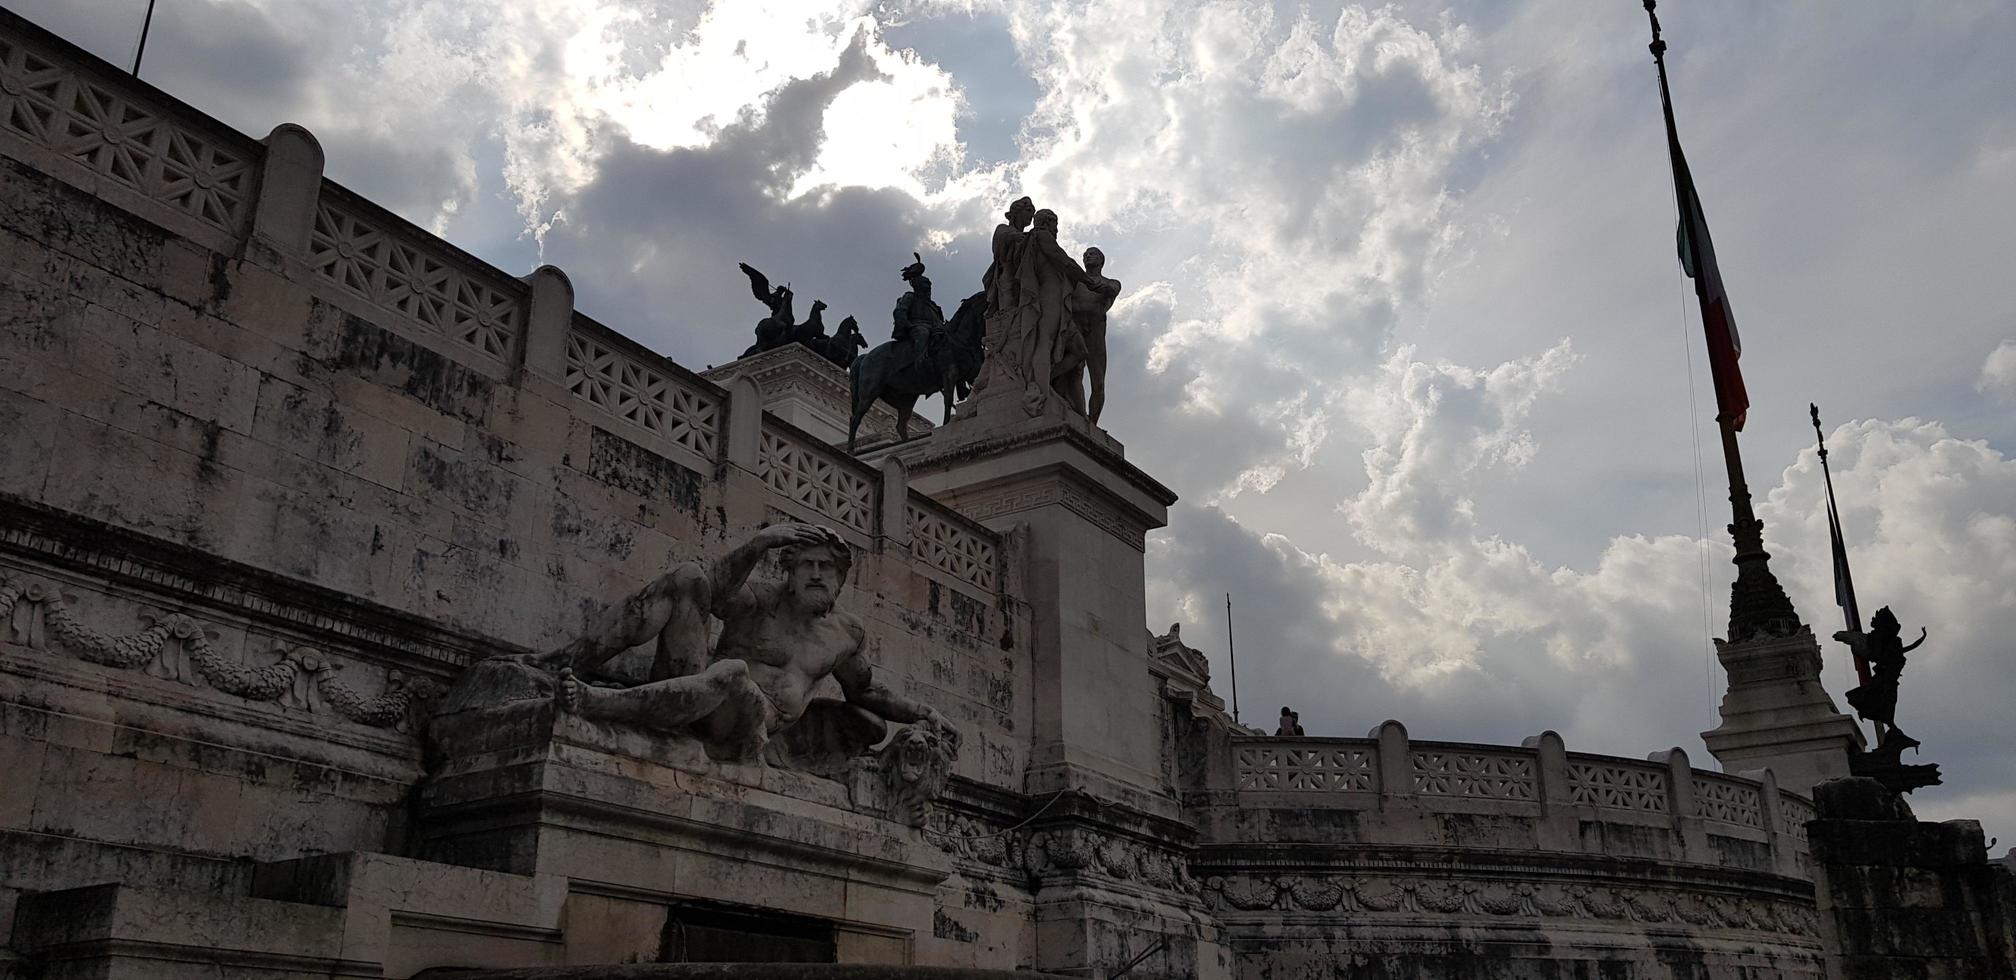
[26,0,2016,844]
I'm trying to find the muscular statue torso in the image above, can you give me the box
[714,581,866,731]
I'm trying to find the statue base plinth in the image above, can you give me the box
[420,678,952,923]
[1701,627,1864,796]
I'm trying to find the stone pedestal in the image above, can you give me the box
[703,344,922,448]
[1701,628,1863,796]
[885,411,1222,980]
[419,692,952,961]
[1808,777,2016,980]
[889,412,1174,807]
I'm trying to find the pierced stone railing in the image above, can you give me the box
[0,14,259,253]
[1235,740,1376,793]
[565,316,723,470]
[906,494,999,595]
[1226,724,1812,879]
[1693,772,1767,831]
[758,424,878,538]
[306,183,528,371]
[1565,753,1671,815]
[1410,746,1538,801]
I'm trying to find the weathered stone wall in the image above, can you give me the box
[0,9,1035,973]
[1808,778,2016,980]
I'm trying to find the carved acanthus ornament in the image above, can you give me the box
[1,575,440,730]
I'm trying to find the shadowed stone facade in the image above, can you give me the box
[0,10,1953,979]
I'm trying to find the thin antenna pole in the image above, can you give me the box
[131,0,160,76]
[1225,593,1240,726]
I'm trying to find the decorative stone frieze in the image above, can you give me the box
[1023,828,1200,895]
[1,574,441,730]
[1197,872,1820,937]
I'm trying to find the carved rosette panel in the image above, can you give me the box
[757,430,874,535]
[906,501,998,594]
[1567,761,1669,813]
[0,575,440,731]
[307,198,524,364]
[0,36,252,237]
[566,332,722,463]
[1410,750,1538,801]
[1236,743,1375,792]
[1693,775,1765,830]
[1197,873,1820,939]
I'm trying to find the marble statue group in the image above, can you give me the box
[730,197,1121,452]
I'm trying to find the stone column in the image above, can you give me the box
[1525,730,1577,851]
[1653,747,1710,863]
[878,457,910,550]
[517,265,574,386]
[249,123,324,260]
[720,376,770,531]
[1372,720,1416,805]
[1746,768,1800,877]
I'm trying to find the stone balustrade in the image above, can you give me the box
[1221,722,1814,878]
[0,9,1005,603]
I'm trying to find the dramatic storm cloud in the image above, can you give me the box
[27,0,2016,845]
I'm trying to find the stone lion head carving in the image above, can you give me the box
[878,723,958,828]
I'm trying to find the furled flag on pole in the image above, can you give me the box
[1650,14,1750,432]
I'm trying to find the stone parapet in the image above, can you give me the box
[1211,729,1808,876]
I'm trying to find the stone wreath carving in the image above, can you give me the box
[925,808,1025,870]
[1022,827,1200,895]
[0,576,441,731]
[1198,873,1818,937]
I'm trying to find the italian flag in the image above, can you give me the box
[1670,141,1749,431]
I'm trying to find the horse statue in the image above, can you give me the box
[824,315,866,369]
[847,290,986,453]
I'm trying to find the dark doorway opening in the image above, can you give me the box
[658,900,837,963]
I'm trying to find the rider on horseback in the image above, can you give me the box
[891,253,945,374]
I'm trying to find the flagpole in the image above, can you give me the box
[1644,1,1802,643]
[1225,593,1241,727]
[131,0,159,77]
[1809,404,1867,662]
[1810,404,1883,747]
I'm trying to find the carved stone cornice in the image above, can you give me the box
[948,466,1158,551]
[0,492,511,671]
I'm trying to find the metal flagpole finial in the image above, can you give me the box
[1810,403,1828,460]
[1644,0,1666,58]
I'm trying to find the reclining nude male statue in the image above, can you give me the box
[518,522,959,774]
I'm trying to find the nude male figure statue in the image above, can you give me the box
[1067,246,1122,425]
[529,523,957,765]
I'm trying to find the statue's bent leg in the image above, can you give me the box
[652,564,712,681]
[532,562,707,674]
[558,659,770,763]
